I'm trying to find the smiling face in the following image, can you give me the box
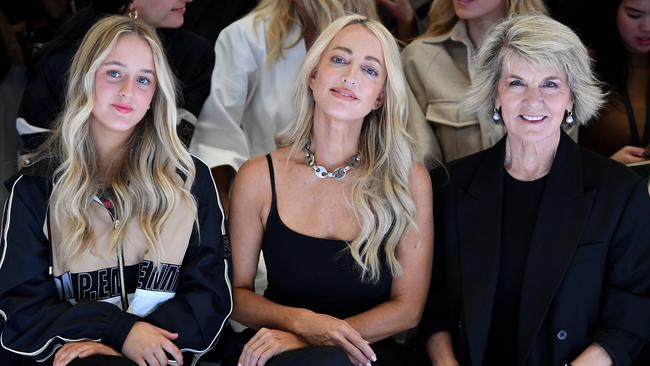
[496,56,573,144]
[129,0,191,28]
[452,0,506,22]
[309,24,386,124]
[90,35,156,142]
[617,0,650,54]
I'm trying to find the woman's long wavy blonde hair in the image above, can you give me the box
[26,16,197,270]
[250,0,378,63]
[277,15,416,282]
[422,0,546,38]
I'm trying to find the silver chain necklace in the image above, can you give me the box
[302,140,361,180]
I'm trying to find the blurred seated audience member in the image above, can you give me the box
[580,0,649,165]
[0,10,26,204]
[182,0,257,46]
[16,0,214,150]
[0,0,71,60]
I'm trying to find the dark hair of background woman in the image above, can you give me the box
[28,0,128,74]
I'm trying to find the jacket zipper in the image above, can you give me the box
[94,197,129,310]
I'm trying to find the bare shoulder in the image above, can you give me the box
[408,162,433,197]
[237,154,270,179]
[231,154,272,203]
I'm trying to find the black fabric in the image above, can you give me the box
[484,172,546,364]
[422,132,650,366]
[67,355,137,366]
[181,0,256,46]
[261,154,392,320]
[267,346,352,366]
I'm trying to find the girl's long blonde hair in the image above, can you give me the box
[250,0,378,63]
[27,16,196,269]
[422,0,546,38]
[278,15,416,282]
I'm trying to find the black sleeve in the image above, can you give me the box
[419,176,453,341]
[144,157,232,358]
[163,29,215,147]
[176,36,214,119]
[0,175,140,361]
[17,47,74,151]
[590,179,650,365]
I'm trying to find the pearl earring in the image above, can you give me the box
[492,107,501,122]
[564,110,574,124]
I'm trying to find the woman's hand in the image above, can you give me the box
[426,331,459,366]
[375,0,418,41]
[294,311,376,365]
[238,328,308,366]
[53,341,120,366]
[569,342,613,366]
[122,321,183,366]
[610,145,648,165]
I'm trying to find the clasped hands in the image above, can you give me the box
[53,321,183,366]
[238,312,377,366]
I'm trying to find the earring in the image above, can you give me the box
[564,110,574,124]
[128,8,138,20]
[147,105,151,110]
[492,107,501,122]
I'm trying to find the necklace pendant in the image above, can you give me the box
[314,165,329,179]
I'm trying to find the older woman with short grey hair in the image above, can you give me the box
[423,15,650,366]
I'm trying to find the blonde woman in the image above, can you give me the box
[402,0,548,163]
[190,0,431,211]
[0,16,231,366]
[229,14,433,366]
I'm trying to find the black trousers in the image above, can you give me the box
[3,355,136,366]
[67,355,137,366]
[267,346,353,366]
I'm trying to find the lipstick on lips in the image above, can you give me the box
[330,87,358,101]
[637,37,650,47]
[112,103,134,114]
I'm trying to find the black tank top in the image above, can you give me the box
[261,155,392,320]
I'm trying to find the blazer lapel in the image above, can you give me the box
[458,139,506,366]
[517,133,596,365]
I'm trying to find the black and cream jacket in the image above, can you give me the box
[0,156,232,364]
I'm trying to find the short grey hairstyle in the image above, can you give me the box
[464,15,605,126]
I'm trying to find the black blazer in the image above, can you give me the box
[423,132,650,366]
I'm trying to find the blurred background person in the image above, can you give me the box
[580,0,650,166]
[0,10,26,205]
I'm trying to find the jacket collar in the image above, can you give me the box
[422,20,473,49]
[457,132,595,365]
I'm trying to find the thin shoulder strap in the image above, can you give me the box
[265,154,277,204]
